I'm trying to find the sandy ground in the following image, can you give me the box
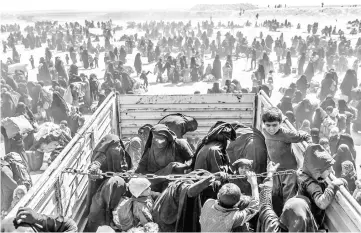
[1,9,361,182]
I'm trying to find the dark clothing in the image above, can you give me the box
[212,57,222,80]
[333,144,356,178]
[298,144,338,228]
[193,121,236,173]
[86,134,132,216]
[277,97,293,115]
[135,124,193,175]
[85,177,127,232]
[158,113,198,138]
[50,92,69,124]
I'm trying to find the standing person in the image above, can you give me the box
[298,52,306,75]
[262,107,312,216]
[94,55,99,68]
[65,54,69,65]
[140,71,150,89]
[212,55,222,80]
[284,51,292,75]
[251,47,257,70]
[134,53,142,76]
[29,55,35,69]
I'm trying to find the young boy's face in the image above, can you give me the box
[238,165,251,175]
[264,121,281,135]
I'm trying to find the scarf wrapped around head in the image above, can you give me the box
[91,134,132,170]
[194,121,236,156]
[279,195,318,232]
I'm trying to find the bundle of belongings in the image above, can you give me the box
[31,122,72,153]
[1,115,34,139]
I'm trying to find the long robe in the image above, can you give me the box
[85,134,132,216]
[50,92,69,124]
[85,177,126,232]
[212,57,222,80]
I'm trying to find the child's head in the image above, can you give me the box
[341,160,356,178]
[128,178,151,198]
[262,107,282,135]
[301,119,311,129]
[329,127,339,138]
[356,179,361,190]
[326,106,334,115]
[319,137,330,151]
[217,183,241,208]
[232,159,253,175]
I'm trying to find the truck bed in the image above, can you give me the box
[4,92,361,232]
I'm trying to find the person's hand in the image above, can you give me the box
[88,165,103,180]
[331,178,345,187]
[246,171,257,186]
[16,207,42,225]
[267,162,280,174]
[214,172,228,181]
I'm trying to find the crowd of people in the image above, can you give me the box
[1,12,361,233]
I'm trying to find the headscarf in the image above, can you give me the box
[333,144,355,177]
[87,177,127,231]
[1,92,16,118]
[312,107,328,129]
[50,90,67,109]
[302,144,335,181]
[91,134,131,170]
[292,90,303,104]
[279,196,318,232]
[128,178,151,198]
[285,111,296,125]
[193,121,236,168]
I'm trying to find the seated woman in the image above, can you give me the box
[85,177,127,232]
[135,124,193,175]
[193,121,236,173]
[86,134,132,216]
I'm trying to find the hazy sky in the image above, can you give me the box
[1,0,360,12]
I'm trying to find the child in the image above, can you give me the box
[65,54,69,65]
[29,55,35,69]
[311,128,320,144]
[94,56,99,68]
[299,119,311,134]
[59,120,72,138]
[231,159,254,196]
[262,107,312,215]
[200,172,259,232]
[140,71,150,89]
[319,137,331,154]
[341,160,357,193]
[113,178,154,232]
[298,144,345,229]
[266,72,274,96]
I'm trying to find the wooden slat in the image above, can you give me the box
[120,111,254,120]
[118,94,255,104]
[120,103,253,110]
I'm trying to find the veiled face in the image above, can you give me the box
[152,134,168,149]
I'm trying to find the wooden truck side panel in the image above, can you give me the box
[117,94,256,139]
[5,92,118,231]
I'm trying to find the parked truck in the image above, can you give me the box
[5,91,361,232]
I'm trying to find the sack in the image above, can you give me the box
[1,115,34,139]
[113,197,134,231]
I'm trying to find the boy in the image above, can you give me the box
[262,107,312,215]
[29,55,35,69]
[200,172,259,232]
[140,71,151,89]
